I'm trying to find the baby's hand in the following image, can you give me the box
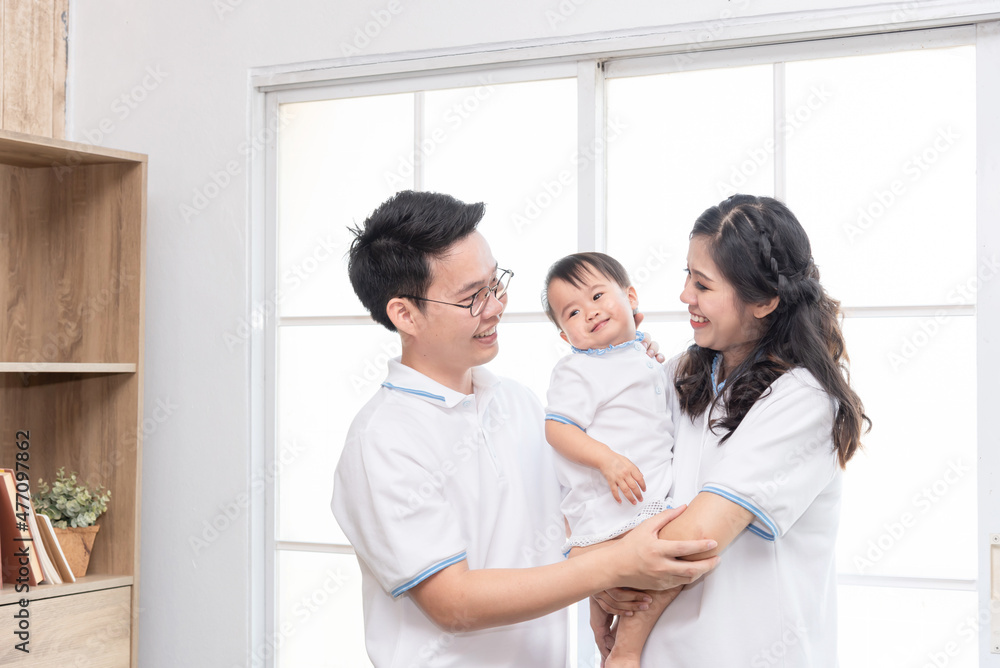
[600,452,646,505]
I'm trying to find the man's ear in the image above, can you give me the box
[387,297,420,336]
[753,296,780,319]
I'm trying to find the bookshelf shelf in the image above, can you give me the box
[0,363,137,374]
[0,129,145,667]
[0,574,133,606]
[0,129,144,167]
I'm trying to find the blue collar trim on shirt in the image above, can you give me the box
[710,353,726,396]
[571,331,645,356]
[381,382,446,402]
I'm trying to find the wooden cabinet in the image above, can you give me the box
[0,130,145,666]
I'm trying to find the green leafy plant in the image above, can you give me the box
[33,468,111,529]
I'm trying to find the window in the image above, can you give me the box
[604,40,977,667]
[270,71,580,666]
[264,26,985,668]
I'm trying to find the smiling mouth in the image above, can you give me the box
[474,326,497,339]
[690,314,708,323]
[591,319,610,332]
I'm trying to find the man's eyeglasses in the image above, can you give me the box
[403,269,513,317]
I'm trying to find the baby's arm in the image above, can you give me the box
[545,420,646,505]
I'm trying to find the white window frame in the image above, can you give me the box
[249,12,1000,667]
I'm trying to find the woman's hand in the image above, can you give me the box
[593,587,651,615]
[599,451,646,505]
[593,587,684,665]
[589,595,618,666]
[633,311,666,363]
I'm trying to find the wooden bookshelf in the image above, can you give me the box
[0,129,145,667]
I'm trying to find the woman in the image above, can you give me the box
[595,194,869,666]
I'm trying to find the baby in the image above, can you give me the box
[542,252,676,668]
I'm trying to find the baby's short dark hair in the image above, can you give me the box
[541,252,631,325]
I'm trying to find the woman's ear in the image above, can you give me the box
[387,297,419,336]
[753,296,780,319]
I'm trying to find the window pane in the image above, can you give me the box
[837,316,976,580]
[785,47,976,307]
[277,324,401,544]
[273,41,982,668]
[277,95,414,317]
[607,65,774,311]
[638,320,695,362]
[838,585,977,668]
[423,78,578,314]
[486,322,569,404]
[277,551,372,668]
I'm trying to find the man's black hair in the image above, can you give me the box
[347,190,485,331]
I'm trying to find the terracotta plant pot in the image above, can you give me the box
[52,525,101,578]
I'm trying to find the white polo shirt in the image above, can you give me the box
[544,334,674,547]
[644,362,841,667]
[332,359,568,668]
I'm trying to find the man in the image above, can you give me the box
[331,190,718,667]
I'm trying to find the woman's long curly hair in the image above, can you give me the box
[675,195,870,468]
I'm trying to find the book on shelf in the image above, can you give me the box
[0,469,43,586]
[36,513,75,583]
[14,471,62,585]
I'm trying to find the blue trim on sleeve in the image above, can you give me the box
[545,413,586,432]
[391,552,467,598]
[745,522,776,542]
[702,484,778,539]
[382,382,446,402]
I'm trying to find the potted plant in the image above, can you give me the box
[33,468,111,578]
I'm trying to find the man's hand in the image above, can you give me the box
[599,451,646,505]
[609,506,719,591]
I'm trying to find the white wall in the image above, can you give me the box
[65,1,996,665]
